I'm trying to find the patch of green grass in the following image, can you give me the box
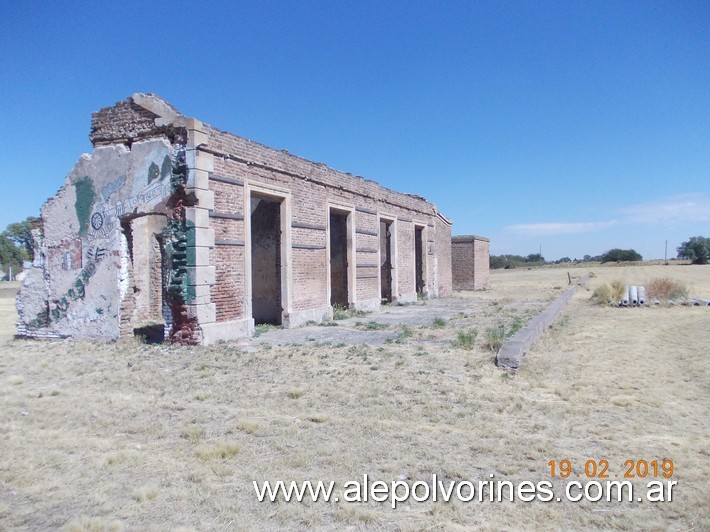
[394,325,415,344]
[432,316,447,328]
[332,304,369,320]
[507,316,524,337]
[355,320,387,330]
[253,323,280,337]
[455,328,478,350]
[483,325,506,354]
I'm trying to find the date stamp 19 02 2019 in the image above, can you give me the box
[549,459,674,479]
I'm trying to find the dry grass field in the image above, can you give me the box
[1,264,708,530]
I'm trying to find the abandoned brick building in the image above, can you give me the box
[16,93,454,344]
[451,235,490,291]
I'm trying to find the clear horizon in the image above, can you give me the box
[1,1,708,261]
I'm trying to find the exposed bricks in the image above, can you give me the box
[18,93,455,344]
[452,235,490,291]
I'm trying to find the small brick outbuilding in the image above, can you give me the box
[451,235,490,290]
[17,94,453,344]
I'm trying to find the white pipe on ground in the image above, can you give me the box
[629,285,638,306]
[638,286,646,305]
[621,286,630,307]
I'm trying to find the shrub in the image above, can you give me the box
[590,280,625,305]
[456,328,478,350]
[591,283,612,305]
[609,280,625,302]
[646,277,689,303]
[394,325,414,343]
[432,317,446,328]
[483,325,506,353]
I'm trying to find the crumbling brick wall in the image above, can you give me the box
[451,235,490,290]
[17,93,453,344]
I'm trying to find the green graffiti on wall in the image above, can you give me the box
[73,176,96,236]
[28,259,99,329]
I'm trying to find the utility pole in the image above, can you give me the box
[665,240,668,262]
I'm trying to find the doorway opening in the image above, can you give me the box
[380,219,393,303]
[329,209,350,307]
[250,194,282,325]
[119,214,167,342]
[415,226,425,295]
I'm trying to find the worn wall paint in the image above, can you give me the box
[16,139,177,341]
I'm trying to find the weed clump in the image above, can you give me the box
[196,441,240,460]
[647,277,689,303]
[455,328,478,350]
[355,321,387,330]
[483,325,506,354]
[591,280,626,305]
[591,283,613,305]
[332,304,369,320]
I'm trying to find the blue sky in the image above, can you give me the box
[1,0,708,260]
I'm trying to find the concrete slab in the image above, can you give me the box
[249,297,490,346]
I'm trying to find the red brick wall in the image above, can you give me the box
[436,217,453,296]
[451,236,489,291]
[87,95,454,327]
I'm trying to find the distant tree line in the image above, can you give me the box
[489,253,547,269]
[490,248,645,269]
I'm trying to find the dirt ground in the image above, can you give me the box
[0,264,708,530]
